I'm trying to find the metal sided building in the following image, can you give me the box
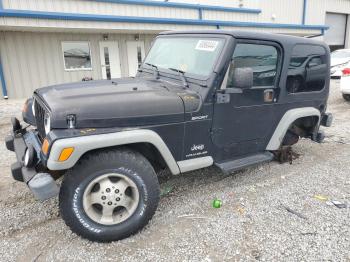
[0,0,348,99]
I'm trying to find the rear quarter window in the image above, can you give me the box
[287,44,328,93]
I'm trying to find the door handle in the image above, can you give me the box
[264,89,274,103]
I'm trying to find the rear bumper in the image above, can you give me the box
[5,122,59,200]
[320,113,333,127]
[312,112,332,143]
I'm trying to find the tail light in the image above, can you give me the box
[342,68,350,76]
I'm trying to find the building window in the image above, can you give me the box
[287,44,327,93]
[62,41,92,71]
[228,43,278,87]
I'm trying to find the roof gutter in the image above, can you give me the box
[0,9,329,31]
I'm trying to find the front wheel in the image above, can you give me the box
[343,94,350,101]
[59,148,160,242]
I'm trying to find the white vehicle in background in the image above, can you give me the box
[340,68,350,101]
[331,49,350,78]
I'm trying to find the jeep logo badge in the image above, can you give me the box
[191,144,205,151]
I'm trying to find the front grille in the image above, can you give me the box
[34,98,47,139]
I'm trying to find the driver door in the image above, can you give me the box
[211,40,281,161]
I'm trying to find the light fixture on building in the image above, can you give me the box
[271,14,277,21]
[103,34,109,41]
[134,34,140,41]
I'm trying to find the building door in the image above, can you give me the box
[99,41,121,80]
[126,41,145,76]
[324,13,347,51]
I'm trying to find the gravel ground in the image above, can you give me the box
[0,80,349,261]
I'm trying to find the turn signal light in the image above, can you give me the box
[58,147,74,162]
[342,68,350,76]
[41,138,50,155]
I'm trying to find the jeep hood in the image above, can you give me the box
[35,77,201,129]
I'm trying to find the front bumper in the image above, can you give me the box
[6,129,41,181]
[5,120,59,201]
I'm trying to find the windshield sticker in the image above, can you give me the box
[195,40,219,52]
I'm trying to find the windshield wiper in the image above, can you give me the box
[145,62,159,79]
[168,67,189,88]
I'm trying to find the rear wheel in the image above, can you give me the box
[282,130,299,146]
[343,94,350,101]
[59,148,160,242]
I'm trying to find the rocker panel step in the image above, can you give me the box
[215,152,274,174]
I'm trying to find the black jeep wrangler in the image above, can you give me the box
[5,30,333,242]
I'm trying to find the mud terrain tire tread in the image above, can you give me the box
[59,147,160,242]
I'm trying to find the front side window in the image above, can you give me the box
[227,43,278,88]
[287,44,327,93]
[62,41,92,71]
[144,37,225,77]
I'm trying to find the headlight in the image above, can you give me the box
[32,99,36,117]
[23,145,36,167]
[24,148,30,166]
[44,112,51,135]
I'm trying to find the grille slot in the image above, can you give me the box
[34,98,47,139]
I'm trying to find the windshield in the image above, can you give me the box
[331,50,350,59]
[144,37,225,77]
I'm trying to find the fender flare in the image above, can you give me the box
[46,129,181,174]
[266,107,320,151]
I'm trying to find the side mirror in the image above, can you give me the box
[231,67,253,89]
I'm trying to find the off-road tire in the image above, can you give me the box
[343,94,350,101]
[59,148,160,242]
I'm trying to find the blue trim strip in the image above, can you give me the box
[91,0,262,14]
[198,8,203,20]
[302,0,307,25]
[0,9,329,30]
[0,58,8,98]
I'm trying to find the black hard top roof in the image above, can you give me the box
[160,30,327,48]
